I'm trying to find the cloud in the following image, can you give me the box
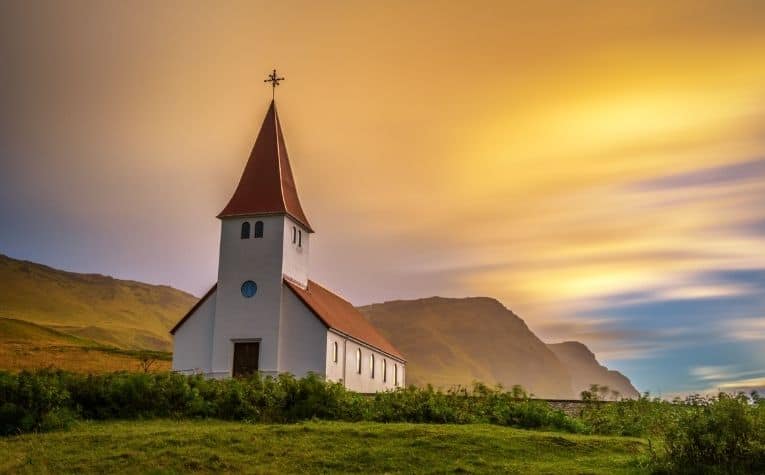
[634,157,765,190]
[723,318,765,342]
[717,377,765,393]
[690,365,765,393]
[690,365,735,381]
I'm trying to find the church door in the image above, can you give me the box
[232,342,260,377]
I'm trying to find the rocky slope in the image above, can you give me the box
[547,341,640,399]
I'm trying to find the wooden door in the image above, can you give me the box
[232,342,260,377]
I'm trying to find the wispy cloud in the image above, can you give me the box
[718,377,765,392]
[689,366,765,395]
[634,157,765,191]
[723,318,765,342]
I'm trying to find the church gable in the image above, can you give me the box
[170,284,217,335]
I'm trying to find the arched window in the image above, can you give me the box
[382,359,387,382]
[332,341,338,363]
[356,349,362,374]
[369,354,375,378]
[254,221,264,238]
[240,222,250,239]
[292,226,297,243]
[394,364,398,386]
[298,230,302,247]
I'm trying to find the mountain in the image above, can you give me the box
[359,297,575,398]
[547,341,639,399]
[0,254,196,351]
[359,297,639,399]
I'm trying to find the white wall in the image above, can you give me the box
[327,330,405,393]
[278,284,327,377]
[172,290,216,373]
[282,217,310,287]
[210,215,286,375]
[325,331,346,383]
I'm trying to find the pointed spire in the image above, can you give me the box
[218,101,313,232]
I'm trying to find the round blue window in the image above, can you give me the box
[241,281,257,298]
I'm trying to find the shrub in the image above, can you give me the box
[0,370,582,435]
[579,392,681,438]
[0,370,75,435]
[652,393,765,474]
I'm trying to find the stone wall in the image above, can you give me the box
[539,399,610,417]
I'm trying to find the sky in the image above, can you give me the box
[1,0,764,396]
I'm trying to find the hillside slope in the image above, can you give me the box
[0,316,170,373]
[359,297,575,398]
[360,297,639,399]
[0,254,196,351]
[547,341,639,399]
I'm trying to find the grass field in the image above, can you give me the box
[0,317,171,373]
[0,420,649,474]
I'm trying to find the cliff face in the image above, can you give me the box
[547,341,639,399]
[360,297,574,398]
[360,297,639,399]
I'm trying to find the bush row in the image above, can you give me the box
[0,370,581,435]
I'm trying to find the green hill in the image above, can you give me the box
[0,254,196,351]
[0,316,171,373]
[0,315,98,346]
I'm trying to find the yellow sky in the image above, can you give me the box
[2,0,765,391]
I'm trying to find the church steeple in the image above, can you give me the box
[218,101,313,232]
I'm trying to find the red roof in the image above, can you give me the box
[218,101,313,232]
[285,279,405,361]
[170,280,405,362]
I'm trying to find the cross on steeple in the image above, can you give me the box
[264,69,285,100]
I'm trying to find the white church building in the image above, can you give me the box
[171,99,405,392]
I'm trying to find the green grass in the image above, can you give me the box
[0,420,649,474]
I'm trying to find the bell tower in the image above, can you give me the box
[209,98,314,376]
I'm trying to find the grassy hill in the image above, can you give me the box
[0,254,196,351]
[360,297,639,399]
[0,317,170,373]
[0,420,649,474]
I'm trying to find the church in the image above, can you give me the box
[170,93,405,392]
